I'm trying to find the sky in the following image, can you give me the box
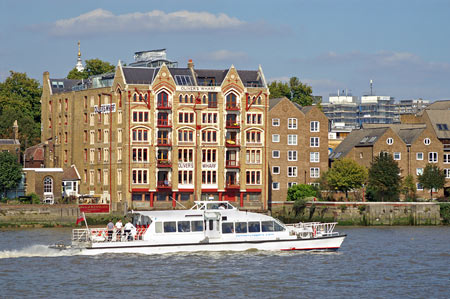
[1,0,450,102]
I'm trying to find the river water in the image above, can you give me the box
[0,226,449,298]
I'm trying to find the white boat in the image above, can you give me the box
[70,201,346,255]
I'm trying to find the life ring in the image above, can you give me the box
[312,227,317,237]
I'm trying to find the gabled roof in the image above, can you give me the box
[330,127,389,160]
[63,165,80,181]
[397,127,426,145]
[425,100,450,110]
[24,144,45,161]
[122,67,157,84]
[269,98,285,110]
[424,110,450,139]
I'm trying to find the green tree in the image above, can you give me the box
[327,158,368,199]
[269,76,314,106]
[418,164,446,200]
[0,151,23,198]
[287,184,319,201]
[367,153,401,201]
[67,59,115,79]
[401,174,417,201]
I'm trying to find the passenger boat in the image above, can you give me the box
[70,201,346,255]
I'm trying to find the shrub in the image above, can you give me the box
[28,193,40,204]
[287,184,318,201]
[439,203,450,224]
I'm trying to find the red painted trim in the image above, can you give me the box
[201,189,218,192]
[219,192,222,201]
[247,189,262,193]
[132,188,149,192]
[150,192,154,208]
[172,192,176,208]
[240,192,244,207]
[178,189,194,192]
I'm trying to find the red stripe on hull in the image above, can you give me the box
[280,247,340,251]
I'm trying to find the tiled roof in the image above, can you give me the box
[122,67,156,84]
[269,97,286,110]
[397,128,426,145]
[63,165,80,181]
[50,78,80,93]
[424,110,450,139]
[425,100,450,110]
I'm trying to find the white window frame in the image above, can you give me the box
[287,182,297,188]
[272,182,280,190]
[288,135,297,145]
[394,152,401,160]
[310,121,319,132]
[310,137,319,147]
[428,152,438,163]
[287,166,298,177]
[272,150,280,158]
[386,138,394,145]
[445,169,450,179]
[288,150,297,161]
[272,134,280,143]
[272,166,280,174]
[310,152,320,163]
[417,183,423,190]
[416,168,423,176]
[272,118,280,126]
[444,154,450,164]
[310,167,320,178]
[416,152,423,160]
[288,118,297,129]
[424,138,431,145]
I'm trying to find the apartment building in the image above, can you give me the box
[41,57,269,210]
[268,98,329,203]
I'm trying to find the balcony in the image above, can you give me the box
[157,102,172,110]
[225,139,240,147]
[225,160,239,168]
[157,159,172,168]
[157,119,172,128]
[226,104,240,111]
[225,120,240,129]
[225,183,240,190]
[157,138,172,147]
[157,181,172,190]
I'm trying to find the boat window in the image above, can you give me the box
[235,222,248,234]
[155,222,163,233]
[178,221,191,232]
[261,221,274,232]
[191,220,204,232]
[208,220,214,230]
[164,221,176,233]
[248,221,261,233]
[222,222,234,234]
[274,221,285,232]
[207,203,220,210]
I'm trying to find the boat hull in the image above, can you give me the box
[78,235,346,255]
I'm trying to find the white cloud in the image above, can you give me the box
[44,9,246,36]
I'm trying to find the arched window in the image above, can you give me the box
[44,177,53,193]
[179,95,183,103]
[158,91,169,107]
[133,93,137,102]
[226,94,237,108]
[202,95,207,104]
[190,95,194,103]
[257,96,262,105]
[185,95,189,103]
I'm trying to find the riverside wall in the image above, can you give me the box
[0,204,126,227]
[271,201,442,225]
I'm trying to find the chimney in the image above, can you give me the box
[13,120,19,141]
[188,59,194,69]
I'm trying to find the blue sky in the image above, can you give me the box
[1,0,450,101]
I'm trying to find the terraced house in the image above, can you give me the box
[40,51,270,210]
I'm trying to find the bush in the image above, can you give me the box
[293,198,308,216]
[28,193,40,204]
[439,203,450,224]
[287,184,318,201]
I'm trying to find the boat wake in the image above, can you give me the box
[0,244,80,259]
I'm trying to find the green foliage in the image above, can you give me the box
[28,193,41,204]
[401,175,417,201]
[67,59,115,79]
[0,71,42,150]
[287,184,319,201]
[268,77,315,106]
[439,203,450,224]
[327,158,368,198]
[367,153,401,201]
[293,198,308,216]
[418,164,446,200]
[0,151,23,197]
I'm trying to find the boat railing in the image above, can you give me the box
[286,222,339,238]
[72,227,149,243]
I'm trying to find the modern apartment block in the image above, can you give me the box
[268,98,329,203]
[40,54,270,210]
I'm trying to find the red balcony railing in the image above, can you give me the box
[157,138,172,146]
[226,120,240,129]
[157,102,172,110]
[157,181,172,189]
[226,183,240,189]
[157,159,172,167]
[226,104,240,111]
[225,160,239,168]
[225,139,240,147]
[157,119,172,128]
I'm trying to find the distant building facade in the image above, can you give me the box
[0,120,20,161]
[268,98,328,203]
[41,55,270,210]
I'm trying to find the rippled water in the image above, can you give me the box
[0,227,449,298]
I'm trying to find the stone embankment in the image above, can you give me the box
[271,201,442,225]
[0,204,126,227]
